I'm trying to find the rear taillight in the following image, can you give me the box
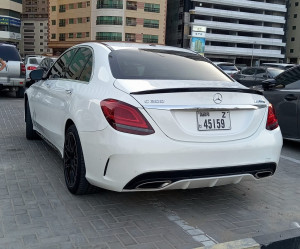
[266,104,278,130]
[20,63,26,76]
[27,66,37,71]
[101,99,155,135]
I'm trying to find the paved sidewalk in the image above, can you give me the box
[0,95,204,249]
[1,94,300,249]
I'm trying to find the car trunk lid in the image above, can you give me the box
[115,79,268,143]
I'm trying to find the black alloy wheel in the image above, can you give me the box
[63,125,97,195]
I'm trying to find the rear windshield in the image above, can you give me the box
[218,64,238,71]
[109,49,232,81]
[29,58,38,64]
[0,45,21,61]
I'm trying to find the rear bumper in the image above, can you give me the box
[0,77,25,88]
[79,125,282,192]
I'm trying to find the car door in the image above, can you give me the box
[264,80,300,139]
[32,48,78,145]
[235,68,256,87]
[41,47,93,151]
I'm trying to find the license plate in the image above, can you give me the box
[197,110,231,131]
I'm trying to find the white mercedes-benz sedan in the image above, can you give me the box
[25,42,283,195]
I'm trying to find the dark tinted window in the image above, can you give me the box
[29,58,38,64]
[65,47,92,81]
[285,80,300,89]
[0,45,21,61]
[267,68,284,77]
[48,49,77,79]
[218,64,238,71]
[256,68,266,74]
[109,49,232,81]
[79,55,93,82]
[242,68,256,75]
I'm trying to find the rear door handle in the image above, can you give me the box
[284,94,298,101]
[65,89,73,95]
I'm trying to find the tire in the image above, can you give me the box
[64,125,97,195]
[25,101,40,140]
[16,87,25,98]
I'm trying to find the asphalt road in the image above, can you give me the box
[0,91,299,249]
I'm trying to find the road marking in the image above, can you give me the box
[280,155,300,164]
[151,200,218,246]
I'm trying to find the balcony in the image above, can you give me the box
[126,18,136,26]
[191,20,284,35]
[192,7,285,24]
[96,20,122,25]
[204,33,285,47]
[192,0,286,12]
[204,45,284,58]
[126,1,137,10]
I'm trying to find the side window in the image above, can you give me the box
[48,49,77,79]
[242,68,256,75]
[65,47,92,81]
[79,55,93,82]
[255,68,267,78]
[285,80,300,89]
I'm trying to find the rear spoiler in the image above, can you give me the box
[131,88,263,96]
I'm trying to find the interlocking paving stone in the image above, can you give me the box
[1,93,300,248]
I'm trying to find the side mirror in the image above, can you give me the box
[29,69,44,81]
[262,79,276,90]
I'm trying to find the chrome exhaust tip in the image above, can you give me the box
[255,171,273,179]
[136,181,172,189]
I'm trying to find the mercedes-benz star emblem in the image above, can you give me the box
[213,93,222,104]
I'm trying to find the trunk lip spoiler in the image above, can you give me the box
[130,87,263,96]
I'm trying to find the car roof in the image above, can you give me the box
[79,42,198,55]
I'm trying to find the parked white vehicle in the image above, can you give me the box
[25,56,45,82]
[25,42,283,195]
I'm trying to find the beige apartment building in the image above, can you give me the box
[286,0,300,64]
[20,0,51,56]
[49,0,167,54]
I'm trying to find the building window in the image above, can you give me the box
[40,49,43,52]
[40,29,43,32]
[77,32,82,38]
[96,16,122,25]
[40,36,43,39]
[291,37,295,41]
[69,33,74,38]
[40,42,43,45]
[126,17,136,26]
[87,17,90,22]
[144,3,160,13]
[144,19,159,28]
[87,1,90,6]
[69,18,74,24]
[126,1,137,10]
[40,23,43,26]
[293,26,296,30]
[96,32,122,41]
[143,34,158,43]
[294,14,298,18]
[51,6,56,11]
[51,33,56,39]
[78,18,83,23]
[59,19,66,27]
[78,2,83,8]
[59,33,66,41]
[97,0,123,9]
[125,33,136,42]
[296,2,299,6]
[86,32,90,37]
[69,3,74,9]
[51,20,56,25]
[290,49,294,53]
[59,5,66,12]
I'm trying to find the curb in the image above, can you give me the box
[195,228,300,249]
